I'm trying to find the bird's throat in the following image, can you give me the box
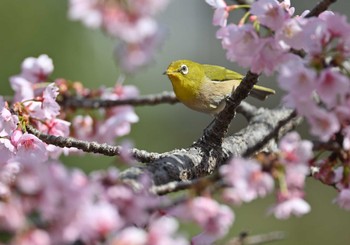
[171,76,199,104]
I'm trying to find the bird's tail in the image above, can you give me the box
[250,85,276,100]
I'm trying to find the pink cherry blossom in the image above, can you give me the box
[119,140,137,165]
[68,0,102,28]
[0,160,20,186]
[133,0,169,16]
[216,24,262,68]
[316,68,350,107]
[278,57,316,95]
[42,83,60,117]
[206,0,228,27]
[14,229,51,245]
[9,76,35,102]
[72,115,94,140]
[250,37,289,75]
[96,106,139,144]
[269,196,310,219]
[0,198,26,231]
[171,197,234,245]
[147,216,189,245]
[278,132,313,167]
[220,157,274,205]
[299,17,330,55]
[342,126,350,150]
[115,30,165,73]
[0,97,19,137]
[106,15,158,44]
[20,54,54,83]
[110,227,147,245]
[334,188,350,210]
[250,0,293,31]
[68,0,168,72]
[307,108,340,141]
[188,197,233,245]
[0,138,15,165]
[93,83,139,144]
[277,17,307,50]
[191,197,234,235]
[100,81,139,101]
[27,83,60,120]
[319,12,350,56]
[79,201,123,242]
[10,129,23,148]
[103,173,163,228]
[15,133,48,164]
[36,118,71,158]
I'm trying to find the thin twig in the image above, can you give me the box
[26,124,161,163]
[226,231,285,245]
[305,0,337,18]
[59,91,178,109]
[242,110,298,157]
[312,140,341,152]
[151,173,220,195]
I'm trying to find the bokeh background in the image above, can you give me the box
[0,0,349,244]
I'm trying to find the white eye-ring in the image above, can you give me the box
[179,64,189,75]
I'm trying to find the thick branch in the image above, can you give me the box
[198,71,259,147]
[121,105,300,185]
[59,92,178,109]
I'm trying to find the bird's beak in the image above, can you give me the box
[164,69,176,76]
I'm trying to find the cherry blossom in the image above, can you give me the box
[220,157,274,205]
[0,138,15,165]
[278,132,313,167]
[307,108,340,142]
[171,197,234,245]
[250,0,294,31]
[15,133,48,165]
[0,97,19,137]
[216,24,262,68]
[20,54,54,83]
[269,195,311,219]
[110,227,147,245]
[334,189,350,210]
[205,0,228,27]
[68,0,169,72]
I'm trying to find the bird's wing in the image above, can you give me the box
[202,64,244,81]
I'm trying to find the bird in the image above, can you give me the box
[164,59,275,116]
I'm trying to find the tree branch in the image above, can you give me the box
[305,0,337,18]
[58,91,178,109]
[25,125,162,163]
[226,231,285,245]
[121,105,300,185]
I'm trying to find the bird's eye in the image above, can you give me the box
[179,64,189,75]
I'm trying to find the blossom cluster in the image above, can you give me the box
[208,0,350,144]
[71,80,139,145]
[2,0,350,244]
[0,159,191,244]
[68,0,169,73]
[206,0,350,211]
[0,55,191,244]
[218,132,312,220]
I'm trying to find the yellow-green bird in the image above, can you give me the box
[164,60,275,116]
